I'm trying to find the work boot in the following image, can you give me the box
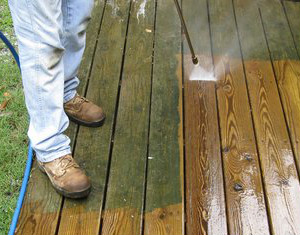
[64,94,105,127]
[38,155,91,198]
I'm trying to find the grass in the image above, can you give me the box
[0,0,28,234]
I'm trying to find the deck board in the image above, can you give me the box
[56,0,133,234]
[16,0,300,234]
[234,0,300,234]
[282,0,300,58]
[259,0,300,177]
[100,0,155,234]
[143,0,184,234]
[257,0,300,234]
[182,0,227,234]
[208,0,270,233]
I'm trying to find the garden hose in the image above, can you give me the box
[0,30,33,235]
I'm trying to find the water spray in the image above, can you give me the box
[173,0,198,65]
[173,0,216,81]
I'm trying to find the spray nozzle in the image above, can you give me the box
[192,56,198,65]
[173,0,198,65]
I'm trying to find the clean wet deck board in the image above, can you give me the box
[15,0,300,234]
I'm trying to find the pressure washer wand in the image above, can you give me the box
[173,0,198,65]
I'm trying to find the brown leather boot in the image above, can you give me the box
[64,94,105,127]
[38,155,91,198]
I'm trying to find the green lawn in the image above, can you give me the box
[0,1,28,234]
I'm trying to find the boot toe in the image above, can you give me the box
[65,172,91,193]
[88,105,105,122]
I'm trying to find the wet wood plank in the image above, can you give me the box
[100,0,155,234]
[56,1,133,234]
[182,0,227,234]
[208,0,270,233]
[270,0,300,175]
[143,0,184,234]
[234,0,300,234]
[256,0,300,234]
[259,0,300,174]
[15,1,106,234]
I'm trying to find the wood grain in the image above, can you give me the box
[56,0,132,234]
[273,59,300,171]
[182,0,227,234]
[258,0,300,173]
[144,0,184,234]
[102,208,141,235]
[144,204,183,235]
[245,60,300,235]
[100,0,155,234]
[258,3,300,227]
[15,1,105,234]
[234,0,300,234]
[184,73,227,235]
[208,0,270,233]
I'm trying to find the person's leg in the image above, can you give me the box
[61,0,94,103]
[8,0,71,162]
[61,0,106,127]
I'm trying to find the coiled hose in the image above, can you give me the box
[0,30,33,235]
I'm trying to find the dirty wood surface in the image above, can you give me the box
[16,0,300,234]
[56,0,132,234]
[100,0,155,234]
[143,0,184,234]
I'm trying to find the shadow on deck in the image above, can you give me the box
[16,0,300,234]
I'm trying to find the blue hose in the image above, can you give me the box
[0,31,20,68]
[0,30,33,235]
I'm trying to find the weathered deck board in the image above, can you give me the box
[233,0,300,234]
[14,162,62,235]
[100,0,155,234]
[15,1,106,234]
[208,0,270,233]
[182,0,227,234]
[67,0,107,143]
[282,0,300,57]
[143,0,184,234]
[56,1,132,235]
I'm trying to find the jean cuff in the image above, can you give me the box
[64,90,77,103]
[36,148,72,163]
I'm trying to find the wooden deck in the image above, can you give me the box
[15,0,300,234]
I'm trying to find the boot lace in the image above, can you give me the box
[74,94,89,104]
[58,156,79,172]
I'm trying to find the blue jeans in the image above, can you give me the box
[8,0,94,162]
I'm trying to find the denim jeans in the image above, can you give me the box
[8,0,94,162]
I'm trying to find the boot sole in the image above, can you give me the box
[38,163,91,199]
[67,114,106,128]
